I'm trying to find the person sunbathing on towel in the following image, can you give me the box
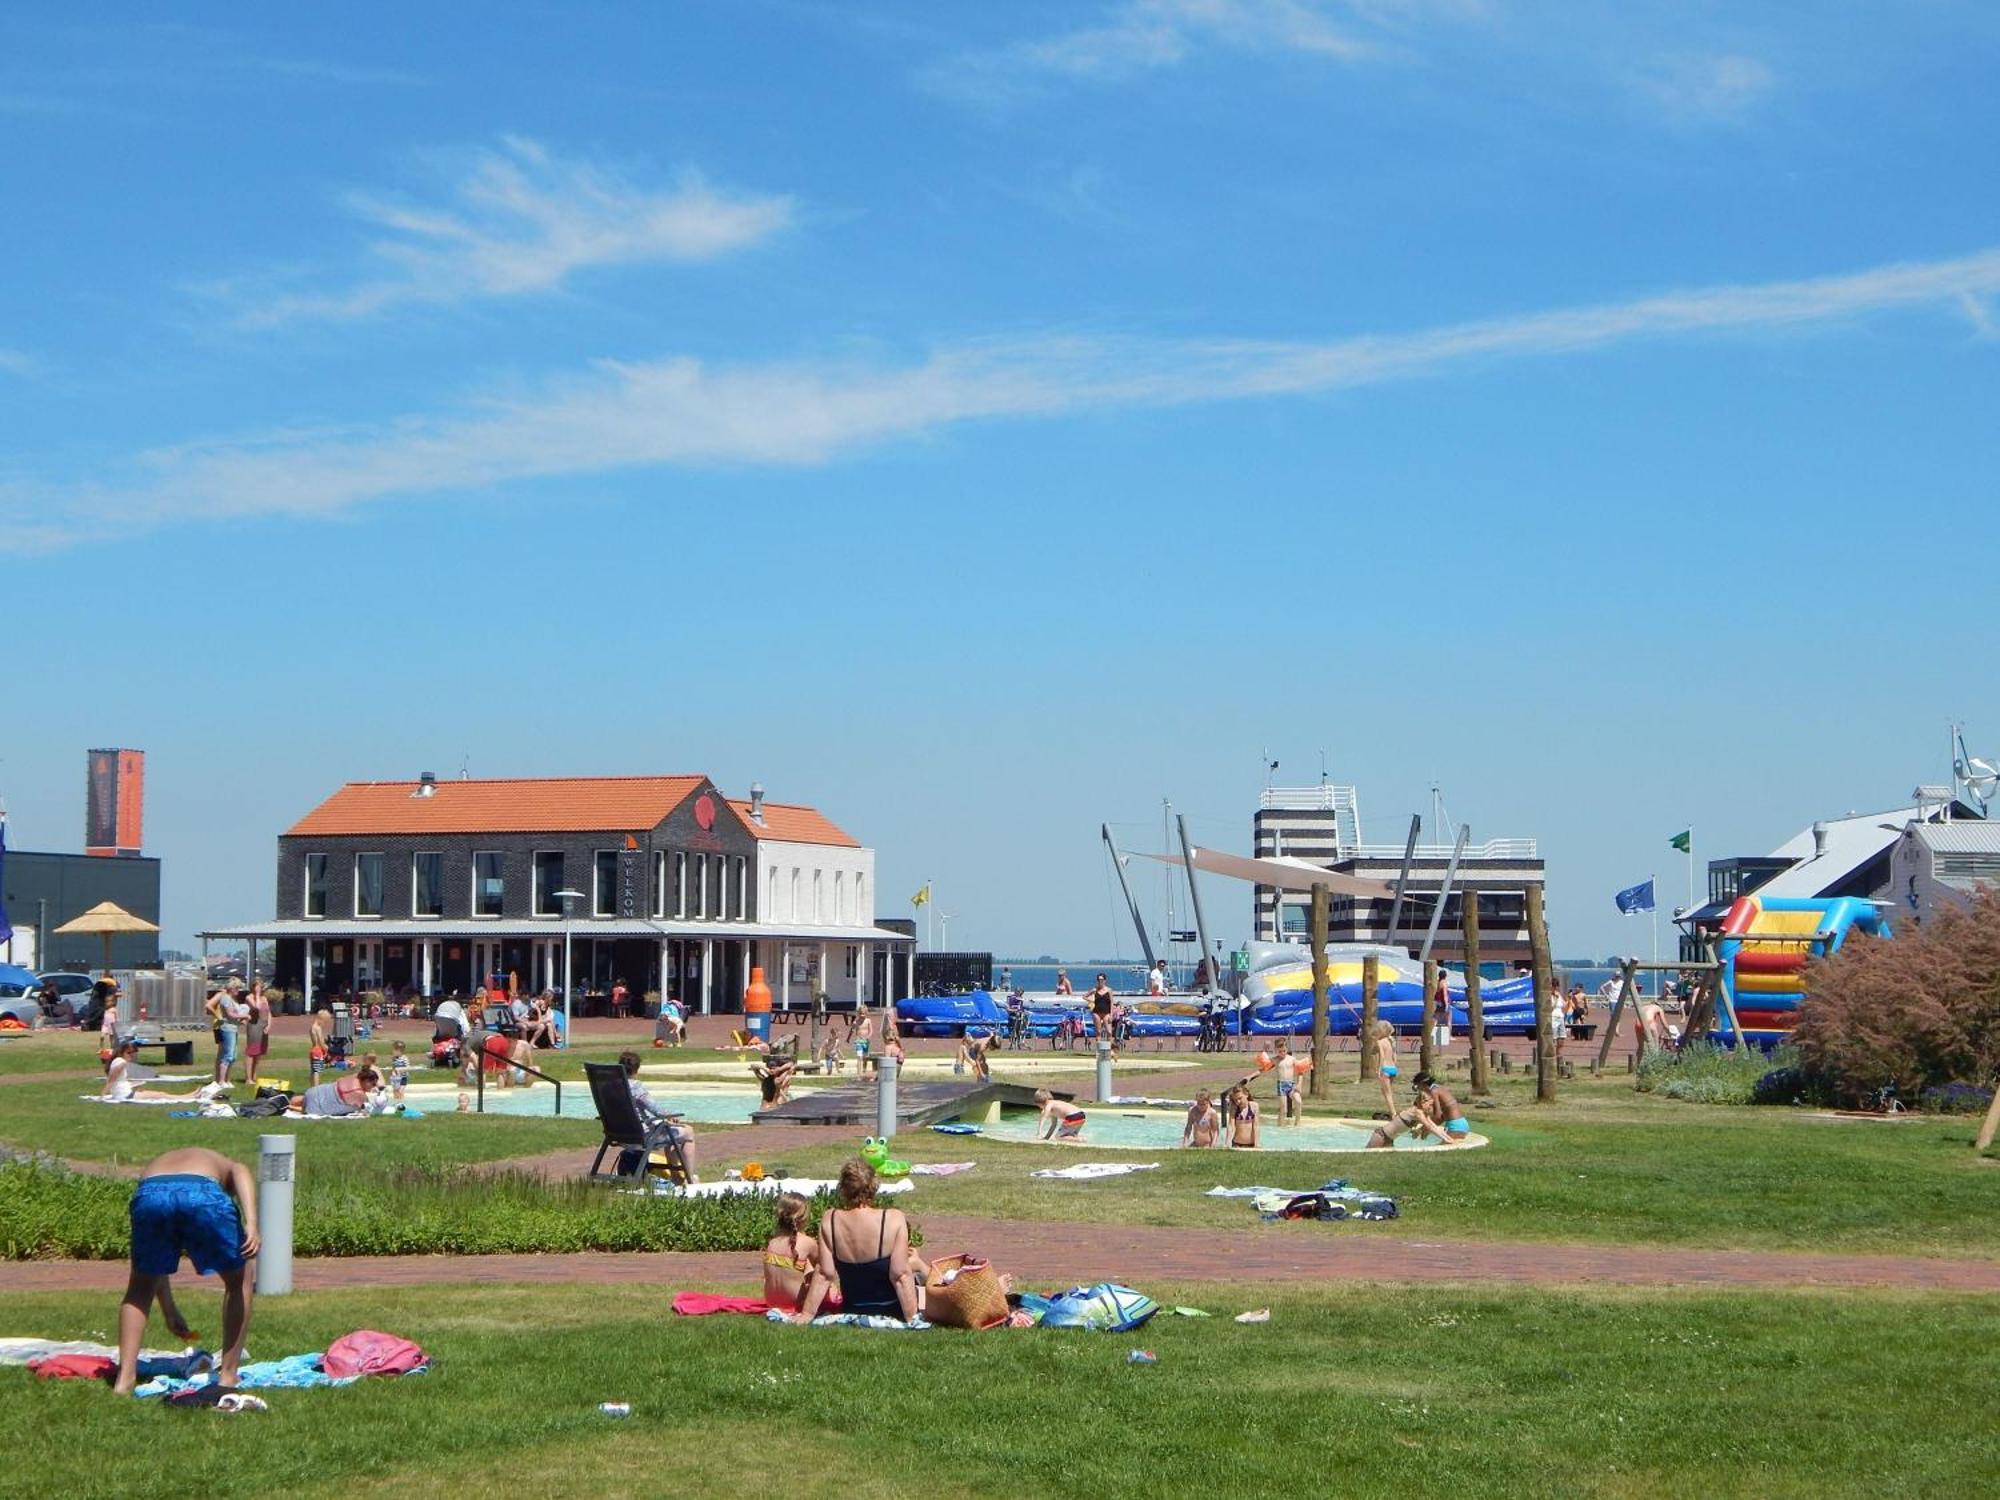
[1035,1088,1086,1141]
[291,1067,380,1116]
[793,1159,920,1324]
[101,1038,213,1102]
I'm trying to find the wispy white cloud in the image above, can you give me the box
[213,138,794,327]
[1631,51,1775,123]
[923,0,1434,100]
[16,247,2000,552]
[0,348,38,379]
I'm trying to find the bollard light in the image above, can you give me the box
[876,1053,899,1141]
[1097,1041,1114,1106]
[255,1134,297,1296]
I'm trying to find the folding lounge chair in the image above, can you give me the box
[583,1062,692,1186]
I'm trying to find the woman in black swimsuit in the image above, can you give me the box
[794,1159,919,1323]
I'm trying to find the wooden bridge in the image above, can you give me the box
[752,1078,1068,1130]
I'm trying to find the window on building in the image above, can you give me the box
[474,851,504,917]
[412,852,444,918]
[1278,901,1308,938]
[735,856,748,920]
[814,869,824,924]
[534,851,566,916]
[768,867,779,922]
[694,854,708,918]
[354,852,384,918]
[710,855,724,919]
[673,852,687,918]
[790,868,801,921]
[593,850,618,917]
[304,853,328,917]
[652,852,667,917]
[856,873,867,922]
[844,946,858,979]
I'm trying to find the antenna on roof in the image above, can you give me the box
[459,756,471,781]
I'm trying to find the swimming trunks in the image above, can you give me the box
[1445,1117,1469,1136]
[217,1027,240,1064]
[1058,1112,1085,1138]
[129,1175,245,1277]
[1277,1081,1295,1097]
[1382,1065,1399,1078]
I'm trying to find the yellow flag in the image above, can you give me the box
[911,884,930,908]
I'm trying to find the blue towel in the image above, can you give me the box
[930,1123,980,1135]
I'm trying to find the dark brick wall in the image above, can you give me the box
[274,778,762,925]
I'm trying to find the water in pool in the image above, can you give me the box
[981,1108,1477,1151]
[402,1083,761,1123]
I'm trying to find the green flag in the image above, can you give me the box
[1669,830,1691,853]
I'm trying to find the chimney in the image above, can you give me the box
[414,771,438,798]
[749,783,766,825]
[1811,821,1827,859]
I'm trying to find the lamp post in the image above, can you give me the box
[553,888,585,1046]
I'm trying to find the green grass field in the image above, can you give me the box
[5,1029,1997,1258]
[2,1282,1995,1499]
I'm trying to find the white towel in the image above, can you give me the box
[1030,1162,1160,1180]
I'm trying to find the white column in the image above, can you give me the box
[700,939,713,1015]
[781,944,791,1009]
[303,940,316,1008]
[659,939,670,1005]
[860,942,871,1005]
[419,940,434,998]
[820,941,830,1005]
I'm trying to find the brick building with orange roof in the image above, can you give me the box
[202,771,912,1015]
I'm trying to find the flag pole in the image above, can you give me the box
[1651,874,1659,999]
[1686,825,1696,917]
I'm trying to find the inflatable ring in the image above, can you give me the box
[861,1135,910,1176]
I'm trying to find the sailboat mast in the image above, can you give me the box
[1103,824,1158,970]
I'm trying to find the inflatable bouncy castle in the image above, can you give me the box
[1236,943,1538,1037]
[1714,895,1888,1047]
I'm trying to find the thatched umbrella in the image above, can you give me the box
[54,900,160,974]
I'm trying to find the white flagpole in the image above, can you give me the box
[1650,874,1659,999]
[1687,826,1696,916]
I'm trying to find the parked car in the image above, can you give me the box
[40,971,95,1005]
[0,962,44,1026]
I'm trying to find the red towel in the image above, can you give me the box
[671,1293,771,1317]
[31,1354,116,1381]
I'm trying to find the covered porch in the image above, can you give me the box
[198,917,917,1017]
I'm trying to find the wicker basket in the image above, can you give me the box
[925,1254,1009,1330]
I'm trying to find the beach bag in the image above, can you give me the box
[324,1330,428,1379]
[924,1254,1010,1330]
[1042,1283,1159,1333]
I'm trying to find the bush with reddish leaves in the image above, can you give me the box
[1789,888,2000,1107]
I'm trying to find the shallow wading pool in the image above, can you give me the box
[978,1108,1487,1152]
[399,1082,763,1123]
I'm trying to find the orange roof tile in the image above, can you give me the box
[287,776,705,837]
[726,799,860,847]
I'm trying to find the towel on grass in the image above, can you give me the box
[640,1176,915,1200]
[769,1310,931,1331]
[672,1293,771,1317]
[1030,1162,1159,1180]
[907,1162,975,1176]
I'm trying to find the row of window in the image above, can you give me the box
[303,849,863,924]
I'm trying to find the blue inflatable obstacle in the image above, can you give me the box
[894,990,1006,1038]
[1237,943,1539,1037]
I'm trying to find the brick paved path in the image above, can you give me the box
[6,1217,1996,1296]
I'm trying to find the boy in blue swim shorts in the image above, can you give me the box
[114,1146,260,1395]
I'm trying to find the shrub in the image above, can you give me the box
[1918,1082,1995,1116]
[1750,1065,1833,1108]
[1790,889,2000,1107]
[1636,1041,1789,1107]
[0,1157,888,1261]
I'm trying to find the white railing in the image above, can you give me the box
[1259,785,1360,812]
[1349,838,1539,860]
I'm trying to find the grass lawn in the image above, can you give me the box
[7,1031,1997,1259]
[1,1281,1995,1499]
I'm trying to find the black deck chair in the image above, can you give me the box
[583,1062,691,1185]
[483,1003,521,1038]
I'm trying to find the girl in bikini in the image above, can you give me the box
[1369,1020,1400,1117]
[762,1192,826,1313]
[1228,1085,1260,1148]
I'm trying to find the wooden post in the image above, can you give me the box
[1463,894,1487,1095]
[1974,1083,2000,1154]
[1594,959,1637,1073]
[1525,883,1556,1103]
[1359,955,1380,1081]
[1418,957,1439,1074]
[1308,883,1330,1101]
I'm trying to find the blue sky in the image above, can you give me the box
[4,2,1997,962]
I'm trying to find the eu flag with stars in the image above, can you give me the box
[1614,879,1655,915]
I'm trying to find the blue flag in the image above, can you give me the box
[1614,879,1655,915]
